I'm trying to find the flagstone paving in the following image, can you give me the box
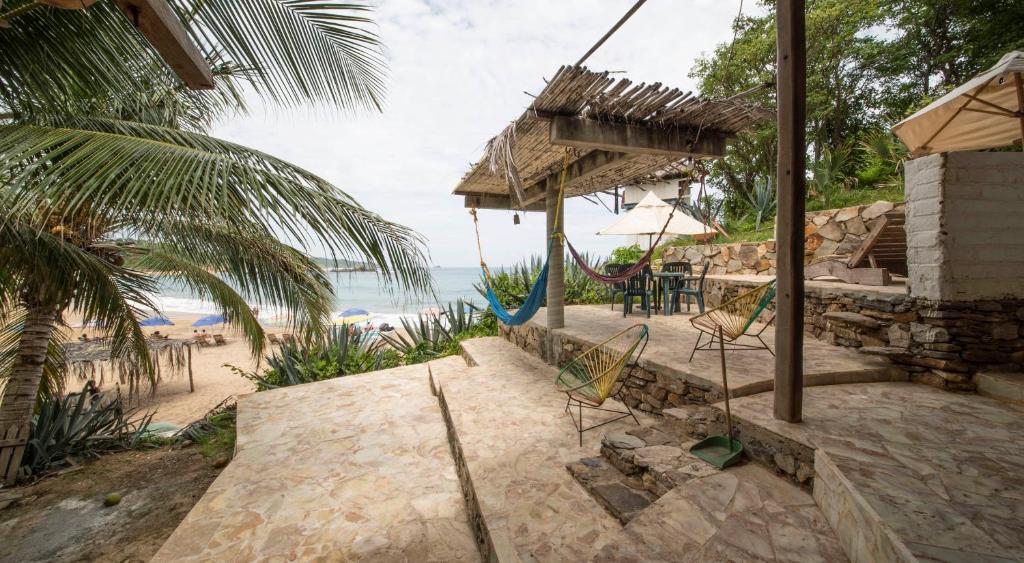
[152,359,479,562]
[726,382,1024,562]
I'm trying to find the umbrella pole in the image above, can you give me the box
[1015,72,1024,152]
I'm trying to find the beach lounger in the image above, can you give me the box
[213,334,227,346]
[282,334,295,345]
[267,333,281,345]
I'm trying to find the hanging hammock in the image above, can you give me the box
[563,196,680,284]
[471,153,569,326]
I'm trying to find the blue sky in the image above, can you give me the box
[212,0,756,267]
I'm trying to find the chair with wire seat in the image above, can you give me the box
[688,279,776,361]
[555,324,649,446]
[605,263,629,310]
[622,266,654,317]
[671,261,709,314]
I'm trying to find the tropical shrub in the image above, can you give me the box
[21,384,154,479]
[234,326,400,391]
[177,400,237,462]
[609,245,645,265]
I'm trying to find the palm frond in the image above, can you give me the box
[135,248,266,357]
[0,1,386,115]
[0,118,432,294]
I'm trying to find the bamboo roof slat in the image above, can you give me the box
[454,65,772,202]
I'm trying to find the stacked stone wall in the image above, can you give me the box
[660,200,901,276]
[704,277,1024,391]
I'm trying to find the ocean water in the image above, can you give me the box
[148,267,486,324]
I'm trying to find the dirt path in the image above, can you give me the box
[0,445,222,563]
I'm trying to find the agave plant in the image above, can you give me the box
[20,385,154,479]
[380,300,487,363]
[239,326,399,391]
[742,178,777,230]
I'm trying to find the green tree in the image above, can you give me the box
[0,1,430,482]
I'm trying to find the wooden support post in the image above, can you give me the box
[774,0,806,423]
[546,177,565,329]
[187,344,195,393]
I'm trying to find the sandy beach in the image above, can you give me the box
[67,312,273,427]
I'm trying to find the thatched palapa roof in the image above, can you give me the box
[454,65,772,210]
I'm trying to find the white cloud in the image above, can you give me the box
[211,0,757,267]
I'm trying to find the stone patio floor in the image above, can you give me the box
[726,382,1024,562]
[152,360,479,562]
[525,305,904,397]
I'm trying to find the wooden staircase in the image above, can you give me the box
[806,209,907,285]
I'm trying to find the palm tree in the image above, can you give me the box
[0,1,430,483]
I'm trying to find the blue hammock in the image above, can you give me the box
[483,260,550,326]
[481,239,554,326]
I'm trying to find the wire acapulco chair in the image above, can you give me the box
[688,279,777,361]
[555,324,649,446]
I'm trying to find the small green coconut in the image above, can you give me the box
[103,493,122,507]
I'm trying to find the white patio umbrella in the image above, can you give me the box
[893,51,1024,155]
[598,191,710,248]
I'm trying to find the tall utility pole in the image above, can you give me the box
[773,0,806,423]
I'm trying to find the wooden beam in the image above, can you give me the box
[114,0,215,90]
[519,150,631,207]
[546,176,564,329]
[464,194,545,212]
[549,116,726,157]
[773,0,806,424]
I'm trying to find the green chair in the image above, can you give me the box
[671,261,709,313]
[605,263,628,310]
[688,279,776,361]
[622,266,654,318]
[555,324,649,446]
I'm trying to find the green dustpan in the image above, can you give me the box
[690,435,744,469]
[691,326,743,469]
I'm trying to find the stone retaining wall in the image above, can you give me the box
[498,322,722,414]
[660,200,901,276]
[705,276,1024,392]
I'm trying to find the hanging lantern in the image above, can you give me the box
[513,213,521,225]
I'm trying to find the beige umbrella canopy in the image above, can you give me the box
[598,191,710,246]
[893,51,1024,156]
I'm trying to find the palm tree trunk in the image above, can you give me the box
[0,301,59,485]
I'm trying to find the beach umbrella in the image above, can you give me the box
[598,191,710,248]
[893,51,1024,155]
[139,315,174,327]
[339,307,369,317]
[192,314,225,327]
[334,314,370,325]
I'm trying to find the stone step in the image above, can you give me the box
[592,464,848,562]
[566,456,657,524]
[459,336,552,372]
[976,370,1024,404]
[427,354,478,395]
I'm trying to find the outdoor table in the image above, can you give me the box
[651,272,699,316]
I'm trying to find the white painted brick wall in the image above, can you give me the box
[905,152,1024,300]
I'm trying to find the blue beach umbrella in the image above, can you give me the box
[339,308,369,317]
[140,316,174,327]
[192,314,225,327]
